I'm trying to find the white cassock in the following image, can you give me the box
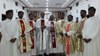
[35,18,49,55]
[82,16,100,56]
[0,19,19,56]
[28,20,37,56]
[17,19,32,56]
[48,21,58,54]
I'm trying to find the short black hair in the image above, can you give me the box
[28,13,33,16]
[40,12,45,15]
[2,14,6,21]
[18,11,24,14]
[60,12,65,16]
[86,15,89,18]
[68,15,73,18]
[6,10,13,15]
[88,7,96,12]
[81,10,86,14]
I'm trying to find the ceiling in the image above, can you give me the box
[15,0,81,11]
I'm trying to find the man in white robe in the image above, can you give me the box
[0,10,19,56]
[17,11,32,56]
[82,7,100,56]
[35,12,49,56]
[0,14,7,43]
[28,13,37,56]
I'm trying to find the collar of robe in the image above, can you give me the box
[6,19,12,21]
[81,17,87,21]
[89,16,95,18]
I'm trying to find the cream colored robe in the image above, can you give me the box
[17,19,32,56]
[28,20,37,55]
[63,21,77,56]
[75,17,87,56]
[55,19,67,53]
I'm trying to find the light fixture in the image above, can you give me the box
[65,3,66,4]
[62,3,66,7]
[46,8,48,10]
[26,0,33,7]
[29,4,33,7]
[46,3,48,5]
[26,0,28,2]
[67,0,69,2]
[61,5,64,7]
[46,0,49,7]
[45,7,49,13]
[45,9,50,13]
[28,2,30,4]
[61,0,69,7]
[46,5,48,7]
[46,0,49,2]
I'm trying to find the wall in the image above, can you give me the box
[0,0,28,22]
[67,0,100,21]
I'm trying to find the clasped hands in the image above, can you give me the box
[59,31,69,37]
[83,38,92,43]
[10,38,17,43]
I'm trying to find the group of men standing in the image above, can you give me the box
[0,6,100,56]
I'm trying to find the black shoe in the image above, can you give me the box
[44,53,48,56]
[38,55,41,56]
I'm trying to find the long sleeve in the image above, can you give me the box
[77,18,86,34]
[33,21,36,29]
[14,21,20,39]
[67,30,76,36]
[77,21,84,33]
[25,21,32,33]
[45,21,51,31]
[82,17,100,39]
[35,19,41,28]
[1,21,12,41]
[67,22,77,36]
[35,19,41,32]
[55,21,60,34]
[90,19,100,39]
